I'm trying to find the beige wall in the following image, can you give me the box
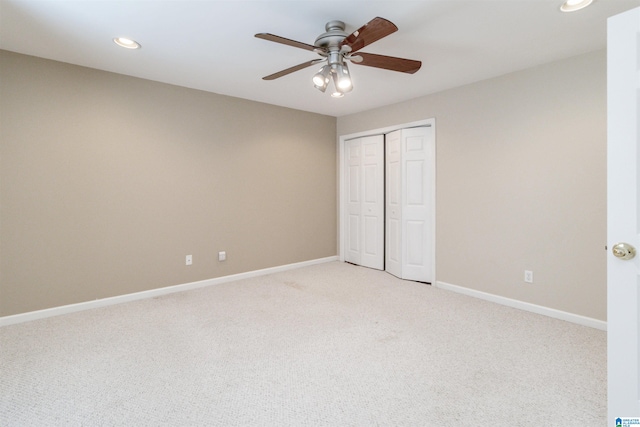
[337,50,607,321]
[0,50,337,317]
[1,48,607,321]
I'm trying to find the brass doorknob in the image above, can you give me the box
[612,242,636,260]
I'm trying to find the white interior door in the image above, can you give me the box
[402,127,433,282]
[385,127,434,282]
[607,6,640,421]
[345,135,384,270]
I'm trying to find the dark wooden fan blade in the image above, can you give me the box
[262,60,320,80]
[340,17,398,53]
[355,52,421,74]
[255,33,318,51]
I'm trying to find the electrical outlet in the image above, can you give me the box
[218,251,226,262]
[186,255,192,266]
[524,270,533,283]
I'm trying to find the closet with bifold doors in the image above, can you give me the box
[344,125,434,283]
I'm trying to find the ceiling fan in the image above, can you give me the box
[255,17,422,98]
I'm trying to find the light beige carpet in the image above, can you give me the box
[0,261,606,426]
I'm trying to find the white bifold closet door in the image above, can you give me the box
[385,127,433,282]
[344,135,385,270]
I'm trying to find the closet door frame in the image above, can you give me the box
[338,118,436,282]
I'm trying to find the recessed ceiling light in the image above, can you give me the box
[113,37,141,49]
[560,0,593,12]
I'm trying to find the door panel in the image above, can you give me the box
[406,160,425,205]
[385,130,402,278]
[345,135,384,270]
[348,167,359,202]
[364,216,379,255]
[388,218,401,265]
[402,127,433,282]
[406,135,424,152]
[360,135,384,270]
[345,140,361,265]
[385,127,433,282]
[364,165,378,202]
[607,7,640,421]
[407,220,426,266]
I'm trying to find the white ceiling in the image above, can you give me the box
[1,0,639,117]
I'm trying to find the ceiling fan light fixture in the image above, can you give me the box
[312,65,331,92]
[560,0,593,12]
[334,63,353,92]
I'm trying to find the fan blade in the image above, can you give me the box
[355,52,421,74]
[262,60,320,80]
[340,17,398,53]
[255,33,318,52]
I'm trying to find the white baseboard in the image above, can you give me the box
[0,256,338,327]
[435,281,607,331]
